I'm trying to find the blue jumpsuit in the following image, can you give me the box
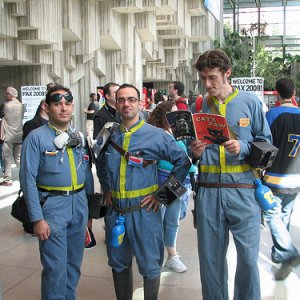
[20,124,93,300]
[196,89,272,300]
[103,120,191,279]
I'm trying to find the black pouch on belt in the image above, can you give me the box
[88,193,107,219]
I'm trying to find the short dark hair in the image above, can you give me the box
[45,85,72,104]
[171,81,185,96]
[275,78,295,99]
[103,82,119,100]
[115,83,140,100]
[193,49,231,74]
[90,93,96,98]
[46,82,56,92]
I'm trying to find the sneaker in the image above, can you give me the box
[0,181,12,186]
[275,262,293,280]
[165,255,187,273]
[275,256,300,280]
[85,227,96,250]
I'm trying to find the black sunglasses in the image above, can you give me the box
[50,93,73,102]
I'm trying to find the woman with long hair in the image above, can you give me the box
[148,101,195,273]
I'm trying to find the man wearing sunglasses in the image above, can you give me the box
[102,83,191,300]
[20,85,93,299]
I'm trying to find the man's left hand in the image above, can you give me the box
[141,195,160,212]
[223,139,240,155]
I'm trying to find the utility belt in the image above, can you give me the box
[112,199,142,215]
[110,140,156,167]
[38,185,85,195]
[199,182,255,189]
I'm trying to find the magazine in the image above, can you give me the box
[166,110,229,145]
[85,227,91,247]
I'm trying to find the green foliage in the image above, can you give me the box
[214,26,300,91]
[214,28,253,77]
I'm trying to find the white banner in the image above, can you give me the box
[231,77,264,102]
[21,86,47,123]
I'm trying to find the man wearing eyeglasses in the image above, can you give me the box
[20,85,93,299]
[102,83,191,300]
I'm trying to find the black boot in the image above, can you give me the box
[143,276,160,300]
[112,267,133,300]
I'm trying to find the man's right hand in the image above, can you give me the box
[104,191,112,206]
[34,220,50,240]
[190,140,207,158]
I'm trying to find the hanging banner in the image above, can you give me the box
[21,86,47,123]
[142,87,148,109]
[231,77,264,102]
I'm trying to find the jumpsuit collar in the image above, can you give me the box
[212,87,239,106]
[120,119,144,133]
[48,121,70,135]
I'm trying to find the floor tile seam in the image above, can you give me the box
[80,273,150,284]
[0,263,39,272]
[80,274,115,280]
[0,239,35,256]
[0,190,19,201]
[1,268,38,296]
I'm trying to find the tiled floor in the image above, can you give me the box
[0,166,300,299]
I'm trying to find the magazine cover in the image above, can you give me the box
[166,111,229,144]
[166,110,196,141]
[192,113,229,145]
[85,227,91,247]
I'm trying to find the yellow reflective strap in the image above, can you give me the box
[219,146,226,173]
[37,183,84,191]
[211,89,240,173]
[120,120,144,133]
[38,147,84,191]
[120,133,131,193]
[111,184,159,199]
[200,164,251,173]
[119,120,145,195]
[212,88,239,108]
[66,148,78,188]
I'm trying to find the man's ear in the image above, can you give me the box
[44,103,50,113]
[138,101,143,111]
[225,68,231,79]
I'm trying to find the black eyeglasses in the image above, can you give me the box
[116,97,139,104]
[50,93,73,102]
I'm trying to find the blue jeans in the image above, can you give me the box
[160,198,181,247]
[264,192,299,263]
[158,168,191,247]
[160,185,191,247]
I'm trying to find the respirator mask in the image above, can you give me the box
[54,130,85,150]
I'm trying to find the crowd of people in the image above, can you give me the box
[0,48,299,300]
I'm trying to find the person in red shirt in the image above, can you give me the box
[168,81,188,110]
[195,94,203,112]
